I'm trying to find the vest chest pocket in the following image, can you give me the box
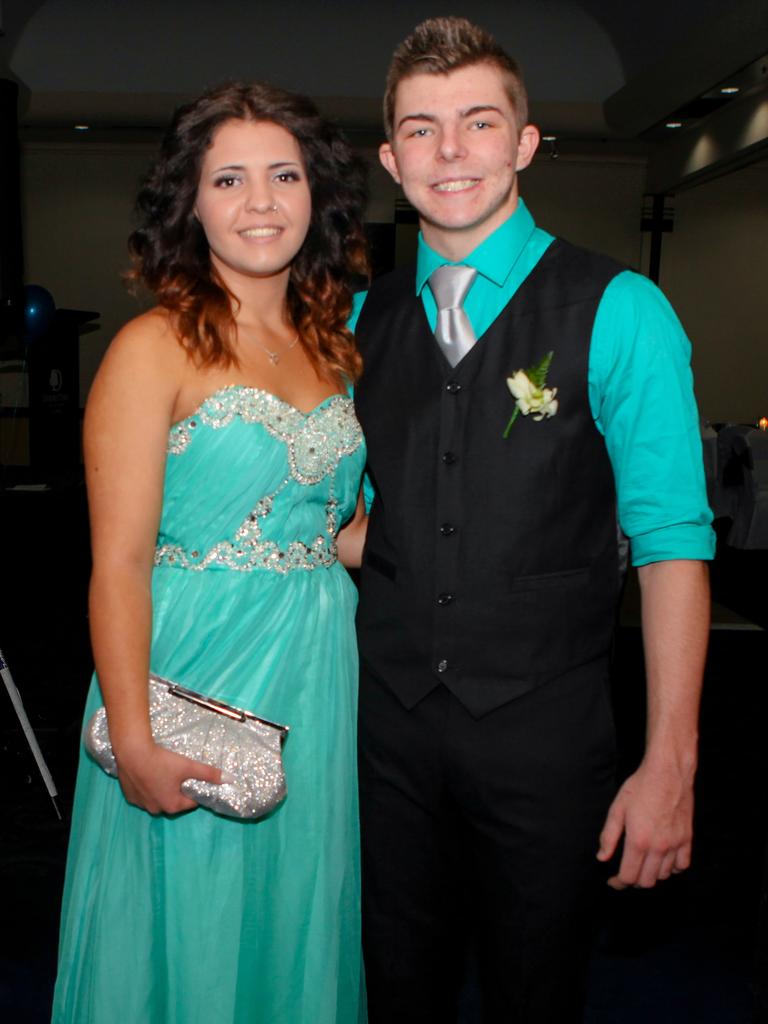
[507,565,590,593]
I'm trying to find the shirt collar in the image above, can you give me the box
[415,198,537,295]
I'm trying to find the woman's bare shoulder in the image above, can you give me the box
[89,307,188,414]
[106,307,184,365]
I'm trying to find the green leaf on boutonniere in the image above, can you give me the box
[527,350,553,389]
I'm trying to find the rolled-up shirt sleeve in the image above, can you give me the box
[349,290,376,512]
[589,270,715,566]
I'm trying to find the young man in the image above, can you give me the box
[352,17,713,1023]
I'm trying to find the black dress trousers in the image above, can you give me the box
[358,661,617,1024]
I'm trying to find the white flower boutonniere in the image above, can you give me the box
[503,351,558,438]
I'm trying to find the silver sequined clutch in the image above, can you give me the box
[84,673,289,819]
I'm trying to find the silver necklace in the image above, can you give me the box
[252,333,300,365]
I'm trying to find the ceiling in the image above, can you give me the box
[1,0,767,189]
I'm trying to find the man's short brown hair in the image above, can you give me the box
[383,16,529,139]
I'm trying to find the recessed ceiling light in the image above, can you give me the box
[665,121,683,129]
[719,86,740,94]
[73,124,90,131]
[541,134,557,142]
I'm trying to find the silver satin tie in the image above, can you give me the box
[429,264,478,367]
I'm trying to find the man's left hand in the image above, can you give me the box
[596,755,694,889]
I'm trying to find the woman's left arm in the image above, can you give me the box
[337,489,367,568]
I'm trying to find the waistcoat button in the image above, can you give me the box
[437,592,455,606]
[442,451,457,465]
[437,659,448,673]
[440,523,456,536]
[445,380,462,394]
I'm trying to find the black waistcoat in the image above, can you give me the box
[354,238,624,717]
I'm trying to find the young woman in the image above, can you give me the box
[52,82,369,1023]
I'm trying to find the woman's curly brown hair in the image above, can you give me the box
[127,81,369,382]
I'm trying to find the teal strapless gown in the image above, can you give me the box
[52,386,367,1024]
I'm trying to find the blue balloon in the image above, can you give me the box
[23,284,56,339]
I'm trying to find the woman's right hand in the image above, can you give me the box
[114,739,223,815]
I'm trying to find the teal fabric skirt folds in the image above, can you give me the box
[52,389,367,1023]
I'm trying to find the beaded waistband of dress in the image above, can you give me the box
[154,535,338,574]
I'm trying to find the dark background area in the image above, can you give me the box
[1,480,766,1022]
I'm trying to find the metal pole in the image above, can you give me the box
[0,646,61,819]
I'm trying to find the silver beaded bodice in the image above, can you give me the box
[154,386,364,575]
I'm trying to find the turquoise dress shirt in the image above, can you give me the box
[351,199,715,566]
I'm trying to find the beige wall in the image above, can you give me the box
[17,142,768,427]
[658,161,768,425]
[522,154,647,269]
[21,142,156,406]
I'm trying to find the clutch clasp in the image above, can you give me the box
[150,673,289,736]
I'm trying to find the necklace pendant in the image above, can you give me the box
[268,352,279,365]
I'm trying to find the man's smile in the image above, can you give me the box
[431,178,480,193]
